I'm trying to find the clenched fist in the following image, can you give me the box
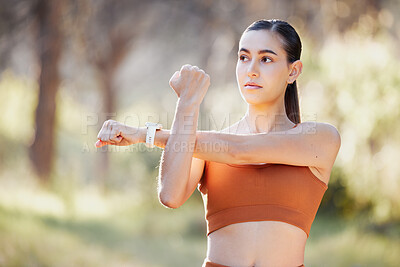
[169,64,210,106]
[95,119,142,148]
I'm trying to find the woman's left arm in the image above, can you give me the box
[152,121,341,169]
[97,120,340,170]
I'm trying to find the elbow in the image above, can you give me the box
[158,192,183,209]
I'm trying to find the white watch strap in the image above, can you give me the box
[145,122,162,148]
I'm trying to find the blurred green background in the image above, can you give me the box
[1,0,400,266]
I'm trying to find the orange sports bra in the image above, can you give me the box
[197,161,328,238]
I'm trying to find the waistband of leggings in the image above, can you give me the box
[202,259,304,267]
[202,259,229,267]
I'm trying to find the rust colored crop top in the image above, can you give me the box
[197,161,328,238]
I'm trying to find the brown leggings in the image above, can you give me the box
[203,259,305,267]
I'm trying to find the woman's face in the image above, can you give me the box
[236,30,292,105]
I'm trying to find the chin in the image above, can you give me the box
[241,96,266,105]
[240,91,264,105]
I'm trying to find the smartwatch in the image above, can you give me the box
[145,122,162,148]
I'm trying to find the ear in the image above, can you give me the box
[287,60,303,84]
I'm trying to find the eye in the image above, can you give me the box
[239,55,249,62]
[261,56,272,63]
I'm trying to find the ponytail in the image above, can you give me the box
[284,81,301,124]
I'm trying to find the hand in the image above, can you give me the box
[169,64,210,106]
[95,120,141,148]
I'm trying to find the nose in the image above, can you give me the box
[247,60,259,78]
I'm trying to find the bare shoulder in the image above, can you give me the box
[295,121,340,146]
[295,121,339,134]
[296,121,341,185]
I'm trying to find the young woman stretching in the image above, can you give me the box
[96,19,341,267]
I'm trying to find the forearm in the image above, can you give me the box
[136,121,238,164]
[153,129,237,162]
[157,99,201,207]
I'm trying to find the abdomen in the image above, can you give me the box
[207,221,306,266]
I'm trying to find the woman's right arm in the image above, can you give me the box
[96,65,213,208]
[157,64,212,209]
[156,98,201,208]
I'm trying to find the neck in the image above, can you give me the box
[242,99,295,134]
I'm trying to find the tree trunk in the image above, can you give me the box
[30,0,63,181]
[94,30,133,188]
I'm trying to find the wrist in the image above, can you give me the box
[138,127,147,144]
[178,97,202,111]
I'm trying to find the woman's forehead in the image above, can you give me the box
[239,30,285,55]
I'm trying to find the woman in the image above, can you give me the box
[96,19,341,267]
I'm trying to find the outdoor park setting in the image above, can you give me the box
[1,0,400,266]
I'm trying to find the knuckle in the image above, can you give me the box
[181,64,191,72]
[171,70,179,78]
[104,119,114,127]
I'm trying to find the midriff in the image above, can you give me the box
[207,221,306,266]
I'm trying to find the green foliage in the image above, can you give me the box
[315,29,400,222]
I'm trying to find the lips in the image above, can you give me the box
[244,82,262,89]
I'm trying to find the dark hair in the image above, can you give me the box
[245,19,302,124]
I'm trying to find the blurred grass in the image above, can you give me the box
[0,205,207,267]
[0,174,207,267]
[307,215,400,267]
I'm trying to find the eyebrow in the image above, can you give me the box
[239,48,277,56]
